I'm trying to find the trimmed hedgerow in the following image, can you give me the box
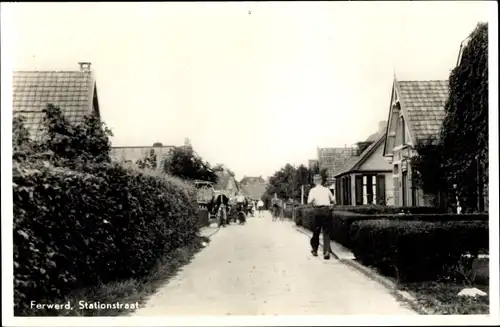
[13,160,199,315]
[333,204,444,215]
[294,205,488,249]
[349,218,489,282]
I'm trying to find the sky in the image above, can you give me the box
[2,1,495,180]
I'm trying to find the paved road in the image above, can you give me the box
[134,212,417,316]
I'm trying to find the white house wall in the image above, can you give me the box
[358,141,393,171]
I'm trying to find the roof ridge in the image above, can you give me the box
[398,79,448,82]
[13,70,90,73]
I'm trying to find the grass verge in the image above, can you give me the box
[27,235,210,316]
[399,281,489,315]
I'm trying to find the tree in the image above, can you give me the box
[136,149,158,170]
[13,104,113,167]
[410,137,447,208]
[440,22,488,212]
[162,146,218,183]
[152,142,163,147]
[262,163,322,205]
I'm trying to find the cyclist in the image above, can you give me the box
[212,192,229,227]
[234,192,247,224]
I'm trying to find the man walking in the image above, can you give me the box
[307,174,335,260]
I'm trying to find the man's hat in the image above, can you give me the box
[313,174,322,181]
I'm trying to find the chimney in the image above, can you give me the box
[78,62,92,72]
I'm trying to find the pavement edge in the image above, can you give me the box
[292,223,432,315]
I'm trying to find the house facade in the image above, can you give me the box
[382,77,449,206]
[13,62,100,141]
[334,134,393,206]
[110,144,174,170]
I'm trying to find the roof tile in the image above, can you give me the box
[397,80,448,142]
[13,71,96,141]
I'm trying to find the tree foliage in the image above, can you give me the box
[136,149,158,170]
[13,104,113,168]
[411,22,488,212]
[262,163,326,206]
[162,146,218,183]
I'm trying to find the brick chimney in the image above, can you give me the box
[78,62,92,72]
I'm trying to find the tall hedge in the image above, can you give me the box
[441,22,488,212]
[13,105,201,315]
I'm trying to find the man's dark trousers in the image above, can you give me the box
[310,206,332,255]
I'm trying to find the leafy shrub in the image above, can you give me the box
[349,218,489,282]
[13,160,199,316]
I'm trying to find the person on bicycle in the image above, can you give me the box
[234,192,246,212]
[212,193,229,227]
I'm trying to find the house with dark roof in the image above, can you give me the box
[239,176,267,201]
[13,62,100,141]
[333,133,393,206]
[382,77,449,206]
[214,170,240,197]
[317,147,357,185]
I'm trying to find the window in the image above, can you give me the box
[355,175,363,205]
[376,175,386,205]
[402,171,408,206]
[335,179,341,204]
[401,116,406,145]
[411,173,418,206]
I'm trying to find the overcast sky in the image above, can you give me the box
[3,1,494,180]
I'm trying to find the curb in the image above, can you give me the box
[292,222,431,315]
[341,259,431,315]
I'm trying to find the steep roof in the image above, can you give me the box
[317,147,356,180]
[334,134,386,177]
[396,80,448,143]
[13,68,98,141]
[241,183,267,200]
[214,170,239,192]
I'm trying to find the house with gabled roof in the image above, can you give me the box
[382,77,449,206]
[317,146,357,185]
[214,170,240,197]
[239,176,267,201]
[13,62,100,141]
[334,127,393,206]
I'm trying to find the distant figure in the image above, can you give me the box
[257,199,264,217]
[210,193,230,227]
[307,174,335,260]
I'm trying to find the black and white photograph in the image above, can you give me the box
[1,1,498,326]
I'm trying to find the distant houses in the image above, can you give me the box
[213,170,240,197]
[13,62,101,141]
[240,176,267,201]
[382,78,449,206]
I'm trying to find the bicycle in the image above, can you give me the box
[216,204,228,227]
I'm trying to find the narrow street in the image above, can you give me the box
[133,212,417,316]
